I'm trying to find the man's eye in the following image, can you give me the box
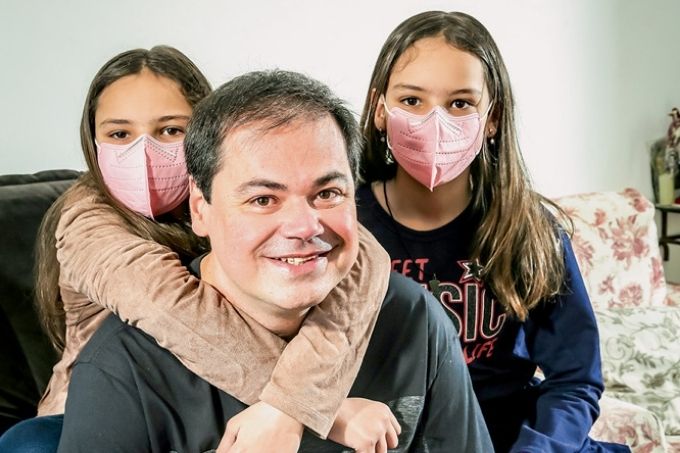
[318,190,337,200]
[253,196,272,207]
[316,189,344,206]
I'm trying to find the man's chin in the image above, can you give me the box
[275,283,339,311]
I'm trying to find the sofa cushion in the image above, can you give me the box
[0,170,81,433]
[596,305,680,436]
[665,282,680,307]
[556,188,667,310]
[591,395,668,452]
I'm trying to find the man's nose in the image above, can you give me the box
[280,199,324,241]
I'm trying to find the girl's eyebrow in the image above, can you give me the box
[391,83,427,92]
[391,83,482,97]
[158,114,191,122]
[98,115,191,128]
[449,88,482,97]
[98,118,130,127]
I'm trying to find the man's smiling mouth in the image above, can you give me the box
[273,248,333,266]
[278,256,318,265]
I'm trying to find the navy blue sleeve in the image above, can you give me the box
[57,361,150,453]
[420,293,494,452]
[510,233,604,453]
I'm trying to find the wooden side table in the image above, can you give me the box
[655,203,680,261]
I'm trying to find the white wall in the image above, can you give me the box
[2,0,679,201]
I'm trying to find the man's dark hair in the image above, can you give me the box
[185,69,362,202]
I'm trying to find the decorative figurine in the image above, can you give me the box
[668,107,680,150]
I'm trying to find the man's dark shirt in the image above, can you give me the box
[57,267,491,453]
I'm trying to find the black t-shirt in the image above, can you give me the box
[356,183,536,400]
[356,183,616,453]
[57,270,492,453]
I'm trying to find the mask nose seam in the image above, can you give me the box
[141,138,155,220]
[430,114,440,190]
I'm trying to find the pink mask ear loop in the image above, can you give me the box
[378,94,391,117]
[476,101,494,146]
[477,80,493,127]
[475,99,494,126]
[481,100,493,121]
[378,95,396,152]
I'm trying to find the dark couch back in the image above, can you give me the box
[0,170,81,434]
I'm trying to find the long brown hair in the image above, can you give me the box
[360,11,570,320]
[35,46,212,351]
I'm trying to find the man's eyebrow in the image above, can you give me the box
[314,171,350,187]
[235,179,287,195]
[235,172,349,195]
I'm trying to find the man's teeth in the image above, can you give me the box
[279,256,316,265]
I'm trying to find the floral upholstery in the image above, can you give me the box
[590,396,668,452]
[555,188,680,452]
[665,283,680,307]
[596,308,680,436]
[556,188,669,311]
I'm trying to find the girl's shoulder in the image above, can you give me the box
[538,195,573,235]
[57,175,132,236]
[61,175,109,211]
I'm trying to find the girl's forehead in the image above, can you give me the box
[388,37,485,92]
[95,70,191,125]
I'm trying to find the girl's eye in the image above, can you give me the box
[401,97,420,107]
[110,131,129,140]
[452,100,471,109]
[162,126,185,136]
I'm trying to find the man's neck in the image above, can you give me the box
[198,253,308,339]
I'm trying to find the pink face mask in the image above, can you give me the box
[97,135,189,219]
[383,97,492,191]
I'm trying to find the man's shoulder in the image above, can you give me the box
[73,314,220,407]
[76,315,166,373]
[380,271,456,336]
[77,315,128,360]
[383,271,439,312]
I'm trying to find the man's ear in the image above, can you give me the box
[189,177,210,237]
[372,88,387,132]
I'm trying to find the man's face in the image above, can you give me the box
[190,115,359,323]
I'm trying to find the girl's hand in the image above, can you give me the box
[217,401,303,453]
[328,398,401,453]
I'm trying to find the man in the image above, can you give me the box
[57,70,492,452]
